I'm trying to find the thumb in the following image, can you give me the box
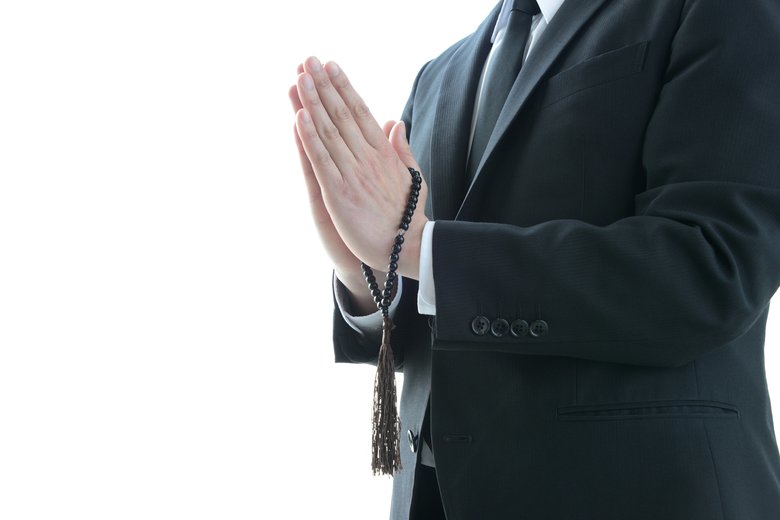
[389,121,419,170]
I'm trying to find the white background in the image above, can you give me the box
[1,1,777,519]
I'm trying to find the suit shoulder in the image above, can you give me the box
[415,34,471,84]
[402,32,474,112]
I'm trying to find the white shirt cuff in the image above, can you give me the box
[333,271,403,336]
[417,221,436,316]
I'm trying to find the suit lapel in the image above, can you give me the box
[456,0,610,219]
[429,4,500,221]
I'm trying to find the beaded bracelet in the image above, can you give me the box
[363,166,422,476]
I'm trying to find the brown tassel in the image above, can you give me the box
[371,315,402,476]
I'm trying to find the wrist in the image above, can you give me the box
[336,266,371,293]
[335,266,397,317]
[396,216,427,281]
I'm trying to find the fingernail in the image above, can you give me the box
[326,62,340,77]
[308,56,322,72]
[302,74,314,91]
[300,109,311,124]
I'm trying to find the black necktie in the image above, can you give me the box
[466,0,541,184]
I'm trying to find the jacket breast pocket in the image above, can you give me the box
[556,399,740,422]
[539,40,650,108]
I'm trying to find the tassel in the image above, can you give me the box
[371,315,402,476]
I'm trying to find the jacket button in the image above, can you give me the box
[407,429,418,453]
[471,316,490,336]
[510,319,529,337]
[491,318,510,337]
[530,320,549,337]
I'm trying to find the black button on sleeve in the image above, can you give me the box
[471,316,490,336]
[510,319,529,337]
[530,319,549,337]
[491,318,510,337]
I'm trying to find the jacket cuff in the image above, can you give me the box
[333,271,404,337]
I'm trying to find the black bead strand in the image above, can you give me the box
[360,167,423,317]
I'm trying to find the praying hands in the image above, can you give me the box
[288,57,429,314]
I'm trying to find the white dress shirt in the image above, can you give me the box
[336,0,566,334]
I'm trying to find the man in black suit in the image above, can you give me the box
[290,0,780,518]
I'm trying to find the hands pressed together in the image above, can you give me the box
[288,57,429,310]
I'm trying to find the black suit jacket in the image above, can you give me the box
[333,1,780,518]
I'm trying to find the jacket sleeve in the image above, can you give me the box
[431,0,780,367]
[332,62,432,367]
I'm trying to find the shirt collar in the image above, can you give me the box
[490,0,566,43]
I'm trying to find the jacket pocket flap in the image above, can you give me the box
[557,399,739,421]
[540,40,650,107]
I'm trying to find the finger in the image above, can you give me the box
[301,56,369,158]
[389,120,429,206]
[324,60,389,149]
[297,71,357,171]
[293,123,325,207]
[290,63,305,112]
[290,91,316,195]
[288,84,303,113]
[295,107,345,191]
[382,120,395,139]
[388,121,420,172]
